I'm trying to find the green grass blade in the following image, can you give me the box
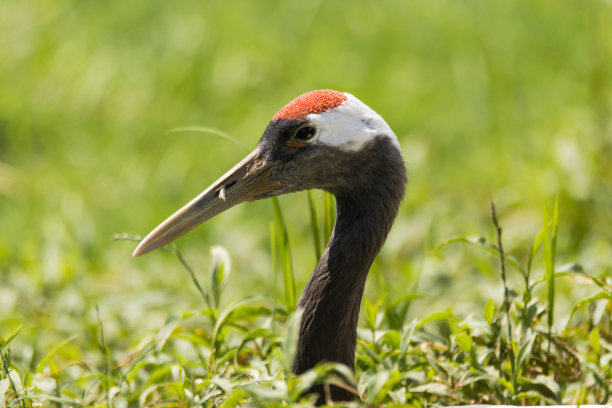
[432,235,526,276]
[566,291,612,328]
[490,200,517,399]
[307,190,322,260]
[211,296,268,352]
[415,310,457,329]
[35,335,77,372]
[1,350,26,408]
[527,227,545,283]
[515,331,536,375]
[404,220,433,319]
[323,192,335,242]
[270,220,280,333]
[543,196,559,352]
[166,126,250,152]
[95,305,111,408]
[0,325,21,350]
[171,246,214,314]
[284,309,303,375]
[154,316,179,352]
[35,395,84,407]
[272,197,296,308]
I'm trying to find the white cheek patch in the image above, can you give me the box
[306,93,400,152]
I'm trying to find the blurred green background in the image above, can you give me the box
[1,0,610,363]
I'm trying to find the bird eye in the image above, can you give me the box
[294,125,317,143]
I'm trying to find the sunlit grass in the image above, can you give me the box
[2,198,611,405]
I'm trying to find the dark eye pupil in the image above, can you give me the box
[296,126,316,141]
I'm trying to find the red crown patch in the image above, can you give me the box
[273,90,347,121]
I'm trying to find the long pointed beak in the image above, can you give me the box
[133,148,280,257]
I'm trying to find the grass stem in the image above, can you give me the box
[96,305,111,408]
[272,197,296,308]
[307,190,322,260]
[490,201,518,398]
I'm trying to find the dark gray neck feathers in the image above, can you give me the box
[293,136,406,402]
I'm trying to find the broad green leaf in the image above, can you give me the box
[484,298,495,324]
[416,310,457,329]
[409,382,451,396]
[589,328,601,355]
[0,378,8,406]
[515,331,536,374]
[380,330,401,350]
[518,379,559,403]
[362,369,391,402]
[454,331,472,353]
[364,299,383,331]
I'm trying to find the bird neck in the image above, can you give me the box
[293,140,406,396]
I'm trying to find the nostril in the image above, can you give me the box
[215,181,236,201]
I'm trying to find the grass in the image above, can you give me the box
[1,0,611,406]
[1,195,611,406]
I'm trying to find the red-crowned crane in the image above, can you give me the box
[133,90,407,403]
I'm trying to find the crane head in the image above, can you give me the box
[133,90,401,257]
